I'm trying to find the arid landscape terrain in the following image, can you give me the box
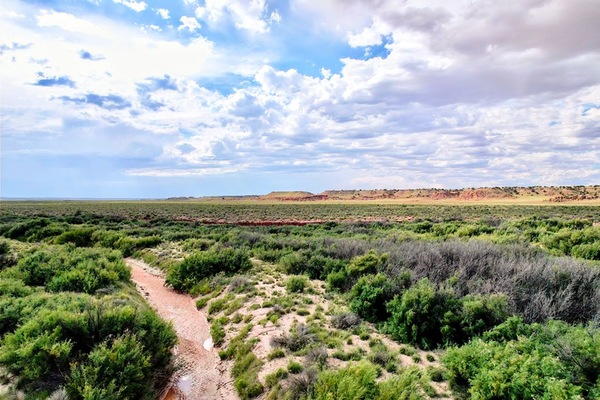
[1,186,599,400]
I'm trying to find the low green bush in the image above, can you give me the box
[211,318,227,347]
[385,278,461,349]
[444,320,599,399]
[349,274,394,322]
[385,279,509,349]
[66,334,153,400]
[54,228,95,247]
[310,360,379,400]
[16,246,129,294]
[166,248,251,292]
[288,360,303,374]
[286,275,309,293]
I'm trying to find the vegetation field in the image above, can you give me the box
[2,200,600,223]
[1,200,599,399]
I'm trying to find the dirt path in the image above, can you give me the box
[126,258,236,400]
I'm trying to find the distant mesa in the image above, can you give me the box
[166,186,600,203]
[261,191,326,201]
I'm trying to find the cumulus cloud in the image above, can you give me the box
[195,0,276,33]
[178,16,201,31]
[156,8,170,20]
[113,0,147,13]
[2,0,599,197]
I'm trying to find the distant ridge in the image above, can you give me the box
[256,186,600,202]
[162,185,600,203]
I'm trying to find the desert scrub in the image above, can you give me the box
[166,248,251,292]
[208,293,235,315]
[267,348,285,361]
[377,366,437,399]
[297,308,310,316]
[270,324,316,351]
[286,275,309,293]
[211,317,227,347]
[369,346,392,367]
[225,297,245,315]
[231,312,244,324]
[310,360,379,400]
[426,366,446,382]
[265,368,288,388]
[443,319,599,400]
[287,360,303,374]
[229,275,254,293]
[305,346,328,368]
[331,312,361,330]
[398,345,416,356]
[218,324,263,399]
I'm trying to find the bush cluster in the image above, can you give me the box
[166,247,252,291]
[0,243,176,398]
[16,246,130,294]
[444,318,599,399]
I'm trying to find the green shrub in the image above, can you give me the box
[114,236,162,257]
[0,279,34,298]
[286,275,309,293]
[54,228,95,247]
[16,246,129,294]
[211,318,226,347]
[572,243,600,260]
[166,248,252,292]
[288,360,303,374]
[427,366,445,382]
[279,252,309,274]
[376,366,435,400]
[346,251,388,279]
[0,240,17,270]
[270,324,315,351]
[326,269,349,291]
[349,274,394,322]
[66,334,153,400]
[385,278,461,349]
[458,294,509,343]
[264,368,288,388]
[208,298,229,315]
[444,337,583,399]
[310,360,379,400]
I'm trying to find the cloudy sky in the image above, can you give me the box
[1,0,599,198]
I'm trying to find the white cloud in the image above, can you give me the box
[113,0,147,13]
[347,26,382,48]
[178,16,201,32]
[269,11,281,23]
[156,8,170,20]
[195,0,271,33]
[37,9,116,39]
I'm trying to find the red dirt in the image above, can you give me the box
[126,258,236,400]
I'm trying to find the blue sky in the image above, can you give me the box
[1,0,599,198]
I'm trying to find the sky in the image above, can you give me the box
[1,0,599,198]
